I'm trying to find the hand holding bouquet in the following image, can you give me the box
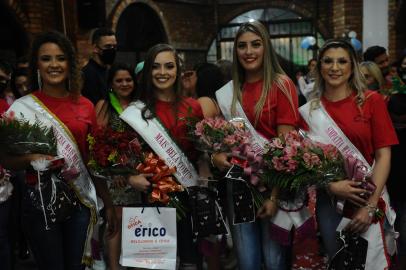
[262,130,346,198]
[0,111,57,155]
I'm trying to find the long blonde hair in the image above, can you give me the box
[308,39,367,110]
[360,61,385,89]
[231,21,295,126]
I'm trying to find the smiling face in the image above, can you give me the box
[320,47,352,90]
[236,31,264,76]
[152,51,177,92]
[112,69,134,99]
[37,42,69,89]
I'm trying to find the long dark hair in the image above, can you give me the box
[29,31,81,99]
[137,43,182,121]
[195,63,225,99]
[107,62,137,100]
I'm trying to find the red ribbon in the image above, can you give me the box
[136,152,183,204]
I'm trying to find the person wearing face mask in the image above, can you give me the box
[82,27,117,105]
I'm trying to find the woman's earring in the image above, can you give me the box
[37,69,42,90]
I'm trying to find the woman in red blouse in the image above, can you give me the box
[0,31,117,270]
[131,43,203,269]
[212,21,299,270]
[301,39,398,269]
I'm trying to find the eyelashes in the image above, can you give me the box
[321,57,350,66]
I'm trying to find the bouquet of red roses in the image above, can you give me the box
[191,117,251,153]
[87,127,143,177]
[262,130,346,197]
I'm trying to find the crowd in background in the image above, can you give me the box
[0,21,406,270]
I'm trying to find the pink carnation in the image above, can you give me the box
[272,156,286,171]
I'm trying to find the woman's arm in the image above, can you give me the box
[257,124,295,218]
[92,177,118,239]
[368,147,391,205]
[94,99,109,127]
[345,147,391,233]
[0,153,54,171]
[197,97,221,118]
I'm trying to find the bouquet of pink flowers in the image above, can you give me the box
[262,130,346,196]
[192,117,251,153]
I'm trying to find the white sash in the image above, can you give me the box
[300,101,397,265]
[216,81,267,155]
[120,101,198,187]
[7,94,98,265]
[299,102,372,173]
[216,81,313,242]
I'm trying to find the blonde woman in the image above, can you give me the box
[213,21,299,270]
[360,61,385,91]
[301,39,397,269]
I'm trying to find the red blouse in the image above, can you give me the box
[33,91,97,161]
[321,91,398,165]
[241,76,299,140]
[155,97,203,161]
[0,99,10,114]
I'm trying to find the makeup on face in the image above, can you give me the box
[320,47,352,90]
[152,51,177,92]
[112,70,134,99]
[236,31,264,76]
[37,42,69,89]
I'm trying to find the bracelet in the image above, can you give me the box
[364,202,377,217]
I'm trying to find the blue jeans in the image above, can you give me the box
[0,199,11,270]
[315,191,342,259]
[226,182,288,270]
[22,195,91,270]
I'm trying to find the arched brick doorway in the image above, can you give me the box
[0,1,30,60]
[111,1,168,65]
[208,6,325,78]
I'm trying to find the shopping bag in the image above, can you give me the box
[225,164,255,224]
[187,186,228,238]
[120,207,177,270]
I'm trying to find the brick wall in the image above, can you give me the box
[389,0,406,61]
[333,0,363,40]
[7,0,404,67]
[20,0,62,35]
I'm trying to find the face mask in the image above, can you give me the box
[367,82,380,91]
[99,48,116,65]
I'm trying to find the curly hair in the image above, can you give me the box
[29,31,81,99]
